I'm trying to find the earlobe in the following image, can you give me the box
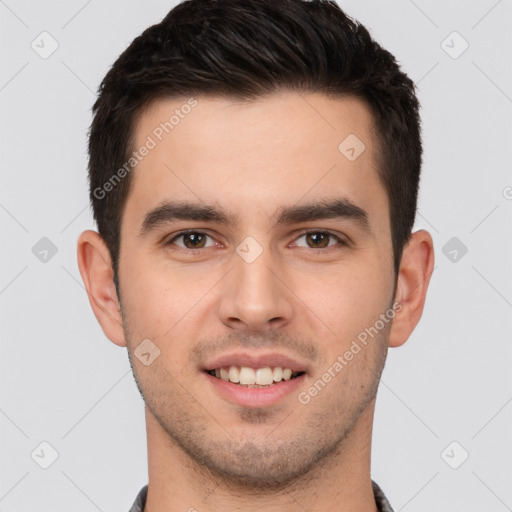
[388,229,435,348]
[76,230,127,347]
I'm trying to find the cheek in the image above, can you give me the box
[297,262,391,340]
[119,254,182,337]
[120,253,222,348]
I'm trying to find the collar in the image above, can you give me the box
[128,480,394,511]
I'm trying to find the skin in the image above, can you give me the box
[77,91,434,511]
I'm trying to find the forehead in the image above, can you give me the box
[124,91,388,234]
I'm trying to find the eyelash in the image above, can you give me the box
[166,229,347,251]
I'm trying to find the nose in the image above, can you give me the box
[217,246,294,333]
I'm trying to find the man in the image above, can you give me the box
[77,0,434,510]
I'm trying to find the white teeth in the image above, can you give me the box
[239,367,256,385]
[255,367,274,385]
[211,365,300,385]
[228,366,240,383]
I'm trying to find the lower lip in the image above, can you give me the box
[203,371,306,408]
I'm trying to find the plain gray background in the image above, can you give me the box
[1,1,511,510]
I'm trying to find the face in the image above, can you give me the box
[117,91,397,485]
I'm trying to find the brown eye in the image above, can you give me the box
[305,232,330,248]
[182,233,206,248]
[294,231,343,249]
[168,231,214,249]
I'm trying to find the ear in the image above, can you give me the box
[388,229,435,348]
[77,230,126,347]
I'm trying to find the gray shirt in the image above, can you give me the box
[128,480,394,511]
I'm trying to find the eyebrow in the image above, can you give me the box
[139,198,371,237]
[273,198,370,231]
[139,201,236,237]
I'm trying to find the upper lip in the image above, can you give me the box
[203,352,309,373]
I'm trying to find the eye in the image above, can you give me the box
[293,231,345,249]
[167,230,216,249]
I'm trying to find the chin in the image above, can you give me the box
[185,437,342,490]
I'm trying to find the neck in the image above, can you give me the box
[143,397,379,512]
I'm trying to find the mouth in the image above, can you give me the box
[201,352,309,407]
[205,366,306,388]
